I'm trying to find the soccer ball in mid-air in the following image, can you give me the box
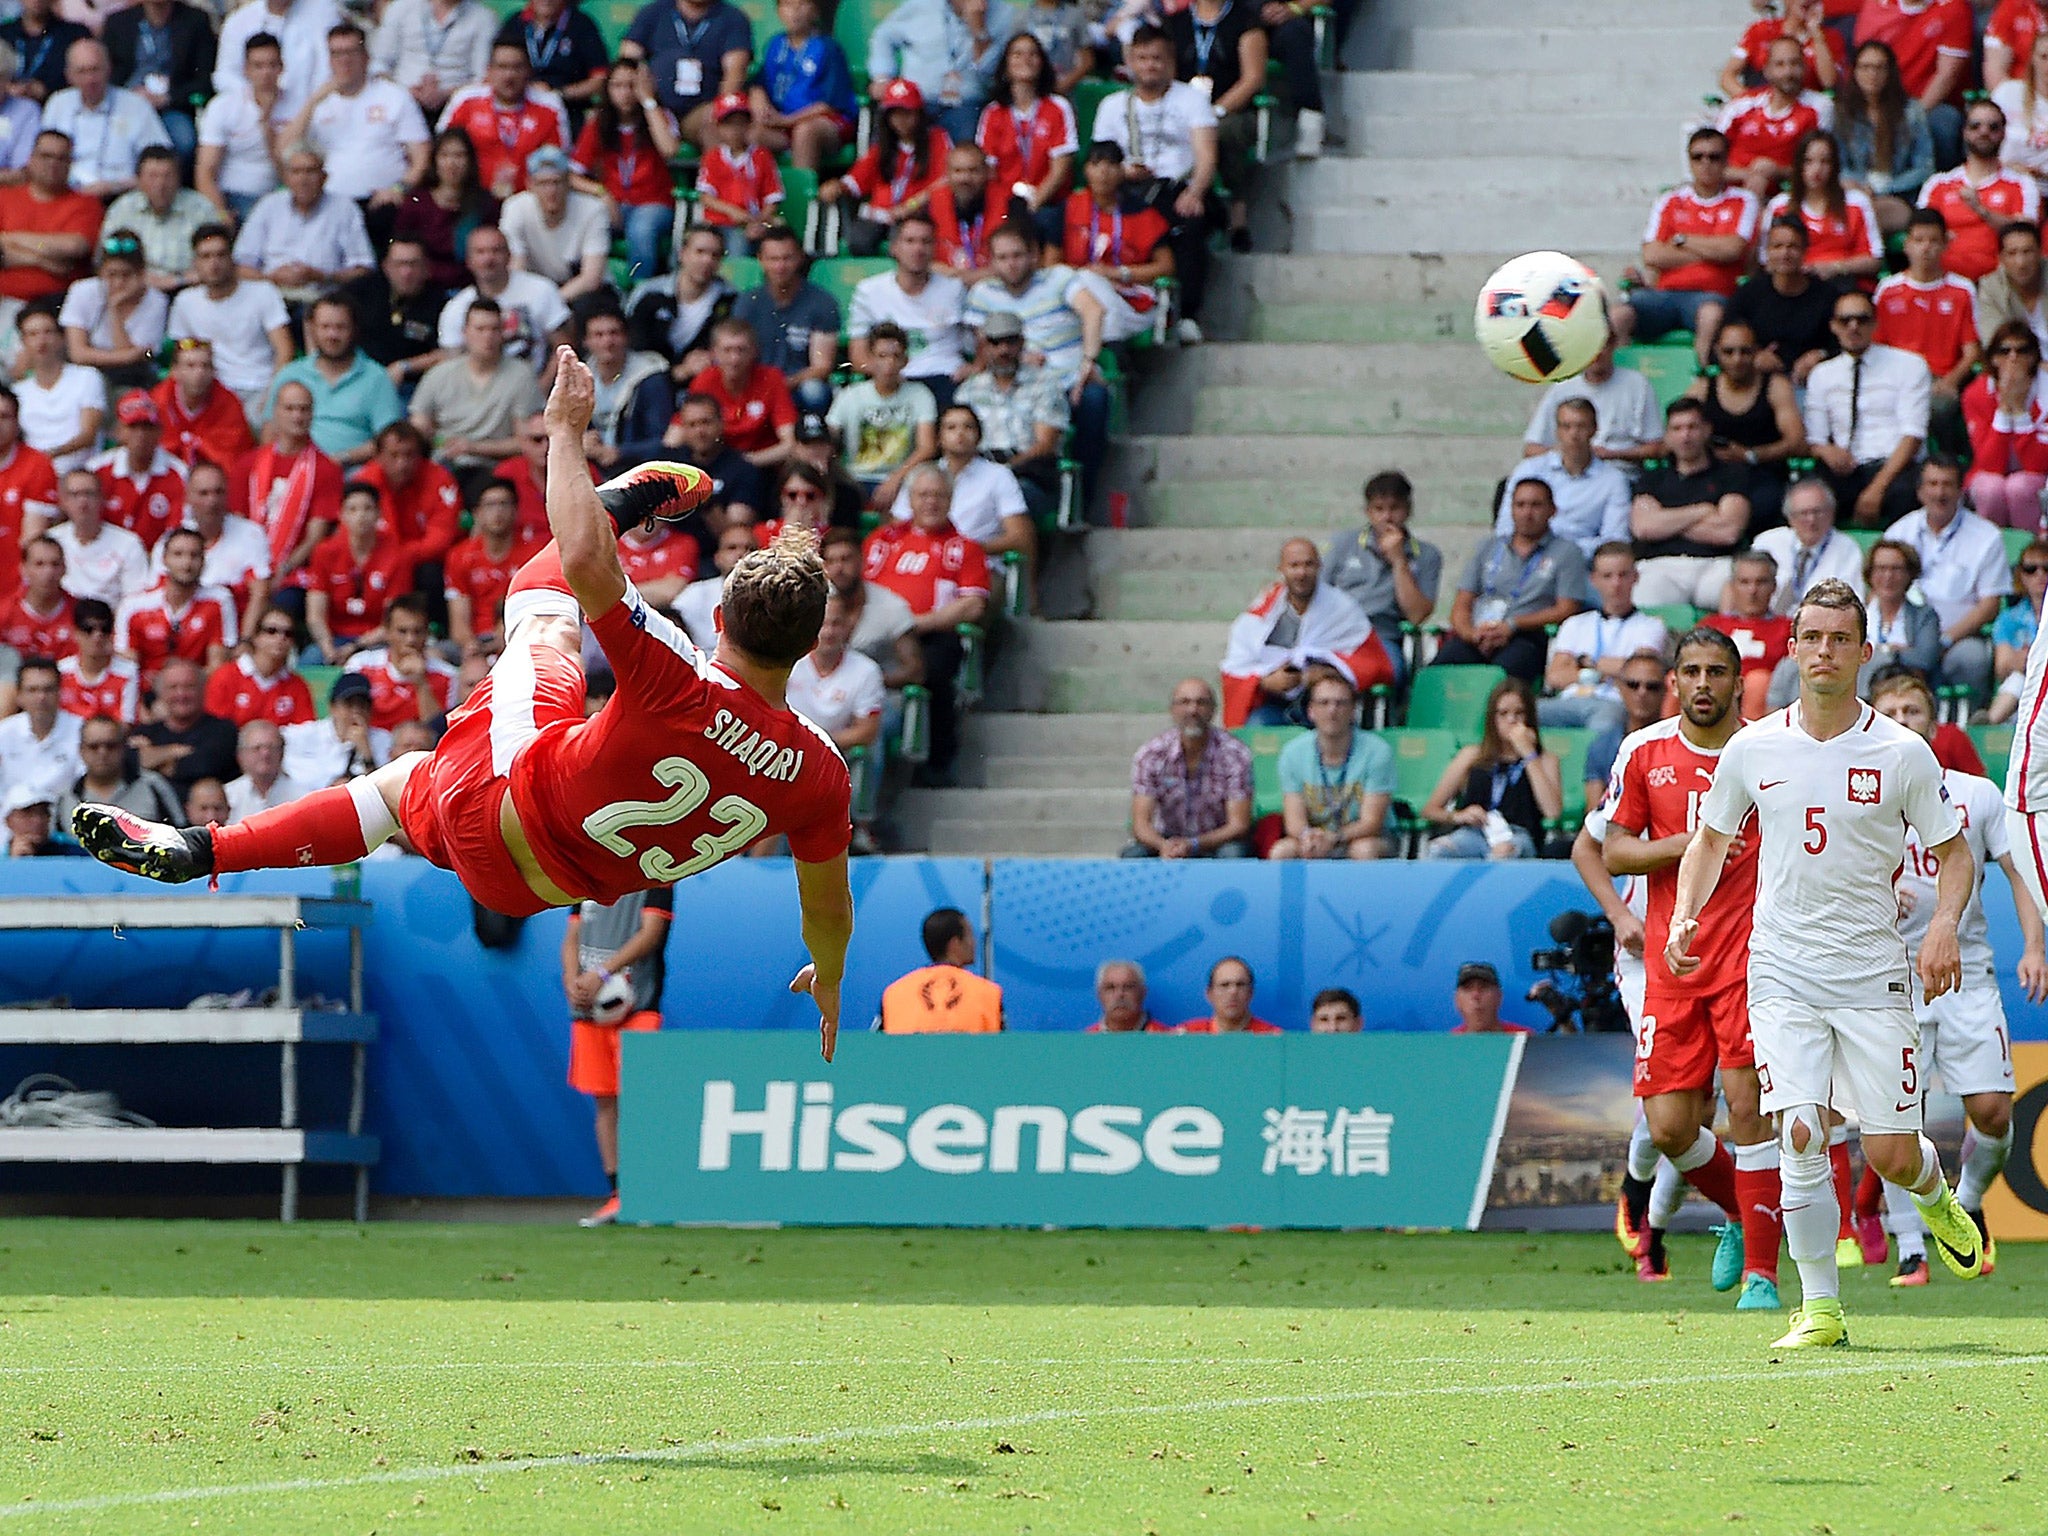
[1474,251,1609,384]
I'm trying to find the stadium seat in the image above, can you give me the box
[1405,664,1505,740]
[812,256,892,319]
[2003,527,2037,565]
[1545,726,1596,831]
[1643,603,1701,634]
[1379,726,1459,856]
[1231,725,1306,819]
[1614,339,1698,410]
[780,167,819,249]
[302,665,341,719]
[1842,528,1883,554]
[1072,78,1119,145]
[723,255,763,293]
[1969,722,2014,785]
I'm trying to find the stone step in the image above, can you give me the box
[1137,477,1501,529]
[1294,155,1676,205]
[1130,432,1523,484]
[962,711,1159,756]
[1093,568,1270,621]
[1192,383,1529,437]
[1188,341,1526,394]
[897,786,1132,825]
[1246,301,1475,346]
[1224,251,1635,307]
[1090,525,1349,570]
[924,820,1126,856]
[1394,0,1745,27]
[978,754,1133,789]
[1353,110,1686,163]
[1336,69,1720,120]
[1295,201,1651,256]
[1399,26,1734,75]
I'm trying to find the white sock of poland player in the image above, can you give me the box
[348,778,399,853]
[1956,1125,2015,1212]
[1882,1177,1927,1260]
[1904,1132,1951,1207]
[1648,1157,1685,1229]
[1627,1116,1660,1182]
[1778,1107,1840,1302]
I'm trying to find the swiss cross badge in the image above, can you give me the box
[1848,767,1882,804]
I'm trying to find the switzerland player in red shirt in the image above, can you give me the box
[75,350,857,1056]
[1593,627,1785,1311]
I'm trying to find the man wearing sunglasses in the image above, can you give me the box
[56,711,180,832]
[204,607,314,727]
[55,598,138,724]
[1802,290,1930,527]
[1617,126,1759,368]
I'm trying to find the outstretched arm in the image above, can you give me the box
[790,851,855,1062]
[542,344,628,617]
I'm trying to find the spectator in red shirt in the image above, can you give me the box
[1177,956,1281,1034]
[694,93,783,256]
[0,535,75,659]
[93,391,185,555]
[977,33,1077,245]
[1986,0,2048,89]
[305,481,414,663]
[345,592,456,730]
[1721,0,1844,97]
[1854,0,1972,167]
[0,131,101,303]
[1720,36,1833,201]
[1618,127,1760,366]
[117,526,237,684]
[927,142,994,283]
[1919,99,2040,281]
[356,419,463,571]
[819,77,950,257]
[1704,549,1793,719]
[438,39,570,200]
[443,476,538,656]
[1448,962,1533,1035]
[1966,319,2048,527]
[571,59,682,285]
[1874,208,1983,454]
[232,380,342,618]
[204,606,315,728]
[56,599,138,723]
[1062,142,1173,321]
[1762,128,1885,291]
[0,385,59,600]
[489,412,551,541]
[861,461,989,782]
[683,317,797,467]
[150,340,254,472]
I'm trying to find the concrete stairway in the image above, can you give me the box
[892,0,1751,856]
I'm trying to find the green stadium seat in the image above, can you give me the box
[779,166,819,251]
[835,0,900,81]
[1842,528,1883,553]
[812,255,892,318]
[1643,603,1701,635]
[1072,77,1119,144]
[722,254,763,293]
[1614,341,1698,410]
[2003,527,2039,565]
[1969,722,2014,786]
[1379,726,1460,855]
[302,664,341,719]
[1231,725,1306,820]
[1405,664,1504,740]
[732,0,781,45]
[1545,726,1596,831]
[592,0,642,55]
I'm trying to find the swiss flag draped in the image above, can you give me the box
[1219,580,1393,727]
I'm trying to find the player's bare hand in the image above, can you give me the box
[790,963,840,1062]
[1918,919,1963,1001]
[544,345,595,437]
[2019,948,2048,1004]
[1664,917,1702,978]
[1613,906,1646,959]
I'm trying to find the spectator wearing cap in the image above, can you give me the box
[224,718,309,820]
[732,226,839,415]
[438,224,575,380]
[1497,398,1632,562]
[499,144,612,309]
[371,0,496,122]
[1123,676,1252,859]
[1221,538,1392,727]
[263,294,405,466]
[1084,959,1171,1032]
[849,211,972,412]
[59,229,167,398]
[791,410,864,526]
[1539,542,1667,735]
[232,141,375,306]
[129,654,237,800]
[2,782,83,857]
[93,390,185,553]
[1802,286,1929,526]
[954,307,1069,524]
[878,906,1004,1033]
[0,132,101,306]
[1615,126,1759,367]
[1884,454,2009,703]
[1321,469,1440,684]
[820,77,951,256]
[294,21,433,216]
[865,0,1018,143]
[618,0,753,150]
[282,668,390,784]
[438,39,571,198]
[1310,988,1362,1032]
[55,709,181,831]
[1630,398,1752,610]
[1436,478,1591,684]
[1520,332,1663,470]
[1179,957,1280,1033]
[0,655,82,799]
[1269,671,1394,861]
[826,320,937,509]
[580,306,675,474]
[693,93,783,257]
[42,38,169,198]
[1449,962,1532,1034]
[102,146,212,292]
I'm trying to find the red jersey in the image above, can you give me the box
[1062,193,1170,311]
[0,591,75,659]
[93,448,186,555]
[976,95,1078,198]
[1762,189,1884,274]
[0,185,100,301]
[439,84,570,194]
[1733,16,1847,89]
[489,457,550,542]
[347,646,458,731]
[306,530,415,640]
[352,457,464,566]
[1176,1018,1283,1034]
[497,544,852,904]
[231,442,344,583]
[1716,90,1829,170]
[693,144,784,226]
[861,520,991,614]
[571,113,677,207]
[1963,370,2048,473]
[149,377,253,471]
[116,581,238,681]
[839,127,951,213]
[1987,0,2048,71]
[0,441,57,599]
[1873,271,1979,377]
[1919,167,2041,280]
[1593,716,1758,996]
[1854,0,1972,98]
[1703,611,1793,676]
[926,182,994,270]
[443,530,542,635]
[205,654,316,727]
[1643,186,1761,296]
[616,524,698,588]
[56,654,139,723]
[687,363,797,455]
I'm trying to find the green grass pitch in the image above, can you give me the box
[0,1222,2042,1534]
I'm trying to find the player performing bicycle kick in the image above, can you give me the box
[1668,580,1984,1349]
[72,347,857,1058]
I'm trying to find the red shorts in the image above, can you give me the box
[398,642,586,918]
[1635,977,1754,1097]
[568,1009,660,1096]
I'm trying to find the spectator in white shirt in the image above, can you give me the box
[848,211,971,407]
[1520,331,1664,470]
[1497,397,1631,560]
[1883,454,2010,702]
[887,401,1031,551]
[1749,476,1866,617]
[166,223,296,417]
[287,21,432,208]
[370,0,495,122]
[231,139,375,304]
[1538,542,1668,735]
[48,467,148,606]
[437,222,574,379]
[196,31,292,223]
[1801,287,1929,526]
[13,301,104,472]
[226,718,308,820]
[786,591,885,846]
[214,0,340,119]
[500,143,610,306]
[0,657,81,800]
[282,669,388,784]
[40,38,169,198]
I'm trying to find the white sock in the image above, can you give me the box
[1906,1132,1948,1205]
[1627,1114,1660,1182]
[1779,1137,1840,1303]
[1649,1158,1685,1229]
[1827,1121,1850,1149]
[1733,1139,1780,1173]
[346,777,399,852]
[1957,1124,2014,1212]
[1670,1125,1719,1173]
[1882,1177,1926,1261]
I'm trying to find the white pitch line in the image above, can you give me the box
[0,1355,1486,1376]
[4,1351,2042,1521]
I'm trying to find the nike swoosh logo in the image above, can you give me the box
[1760,780,1787,791]
[1894,1100,1916,1114]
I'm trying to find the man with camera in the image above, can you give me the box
[1591,626,1784,1311]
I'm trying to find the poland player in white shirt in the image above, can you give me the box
[1870,672,2047,1286]
[1669,578,1984,1348]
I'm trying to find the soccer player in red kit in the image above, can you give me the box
[73,347,856,1055]
[1597,627,1785,1310]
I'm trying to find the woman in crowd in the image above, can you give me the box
[1861,538,1942,693]
[1763,128,1884,286]
[573,59,682,284]
[1835,40,1933,233]
[820,77,950,256]
[1420,678,1560,861]
[1963,320,2048,528]
[976,31,1076,246]
[1995,537,2048,687]
[393,129,499,291]
[1994,31,2048,193]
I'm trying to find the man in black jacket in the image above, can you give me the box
[103,0,215,164]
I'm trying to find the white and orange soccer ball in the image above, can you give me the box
[1474,251,1610,385]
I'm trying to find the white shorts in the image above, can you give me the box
[1914,983,2017,1099]
[2005,806,2048,927]
[1750,995,1924,1134]
[1616,954,1646,1029]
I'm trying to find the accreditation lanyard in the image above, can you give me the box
[1088,203,1123,263]
[1191,1,1231,74]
